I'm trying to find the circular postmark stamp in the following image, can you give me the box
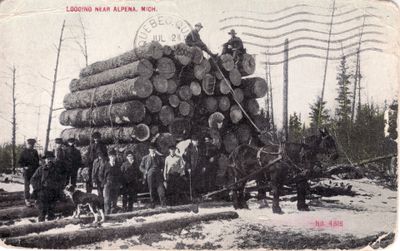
[134,13,193,47]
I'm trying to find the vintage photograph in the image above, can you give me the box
[0,0,398,249]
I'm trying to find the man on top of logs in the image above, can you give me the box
[85,132,108,193]
[222,29,246,64]
[18,138,40,207]
[185,22,218,57]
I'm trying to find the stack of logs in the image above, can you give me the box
[59,41,269,160]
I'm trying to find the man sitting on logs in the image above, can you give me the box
[185,22,218,57]
[222,29,246,64]
[18,138,40,207]
[120,150,140,212]
[164,145,186,206]
[64,138,82,188]
[103,149,122,214]
[139,144,166,208]
[85,132,108,193]
[30,151,63,222]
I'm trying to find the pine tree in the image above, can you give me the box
[335,56,353,123]
[289,112,303,142]
[309,96,330,131]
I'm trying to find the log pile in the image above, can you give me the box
[59,41,269,156]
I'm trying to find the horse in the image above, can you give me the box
[224,128,339,213]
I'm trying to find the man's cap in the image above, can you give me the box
[92,131,101,139]
[27,138,36,144]
[228,29,237,35]
[195,22,203,28]
[55,138,63,144]
[67,138,75,143]
[125,150,134,156]
[191,135,199,141]
[96,149,106,157]
[168,145,177,150]
[149,143,156,150]
[42,151,55,159]
[108,149,117,156]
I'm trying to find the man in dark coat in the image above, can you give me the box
[200,136,219,192]
[185,22,217,57]
[18,138,40,206]
[103,149,122,214]
[120,150,140,212]
[64,138,82,188]
[222,29,246,63]
[85,132,108,193]
[182,136,200,199]
[54,138,68,199]
[30,151,62,222]
[139,144,166,208]
[91,150,107,201]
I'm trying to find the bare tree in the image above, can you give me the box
[11,66,16,173]
[44,20,66,153]
[76,15,89,66]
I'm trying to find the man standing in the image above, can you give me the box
[201,136,219,192]
[18,138,40,207]
[164,145,186,205]
[103,149,122,214]
[92,150,107,201]
[64,138,82,188]
[182,136,200,199]
[139,144,166,208]
[86,132,108,193]
[120,150,140,212]
[222,29,245,63]
[30,151,62,222]
[54,138,68,198]
[185,22,217,57]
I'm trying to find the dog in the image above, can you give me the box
[64,185,105,223]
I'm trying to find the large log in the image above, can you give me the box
[156,57,176,79]
[63,77,153,110]
[235,123,252,144]
[190,81,202,96]
[202,74,216,95]
[79,41,163,78]
[246,98,260,115]
[177,85,192,101]
[232,88,244,103]
[230,105,243,124]
[223,132,239,153]
[60,124,150,145]
[163,45,172,56]
[194,58,211,80]
[173,43,192,65]
[155,133,176,154]
[238,54,256,76]
[191,46,204,64]
[59,100,146,127]
[252,114,270,131]
[203,96,218,113]
[242,77,268,98]
[0,199,25,209]
[166,79,178,94]
[145,95,162,113]
[168,118,191,140]
[208,112,225,129]
[178,101,193,117]
[216,79,231,95]
[218,54,235,72]
[229,68,241,86]
[0,204,198,238]
[159,105,175,126]
[218,96,231,112]
[5,211,239,249]
[0,200,74,221]
[71,59,153,92]
[152,74,169,93]
[168,94,181,108]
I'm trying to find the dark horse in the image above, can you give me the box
[225,128,339,213]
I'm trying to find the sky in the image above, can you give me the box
[0,0,399,147]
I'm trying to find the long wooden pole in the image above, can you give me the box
[268,61,275,131]
[44,20,66,153]
[11,66,16,174]
[283,39,289,140]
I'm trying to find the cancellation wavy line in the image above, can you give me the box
[261,48,384,65]
[220,16,379,31]
[242,32,384,48]
[238,25,383,40]
[221,3,375,16]
[253,40,386,56]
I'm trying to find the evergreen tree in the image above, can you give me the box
[289,112,303,142]
[309,96,330,131]
[335,56,353,123]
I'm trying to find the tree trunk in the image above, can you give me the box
[246,98,260,115]
[229,68,241,87]
[208,112,225,129]
[218,96,231,112]
[218,54,235,72]
[232,88,244,103]
[177,85,192,101]
[194,58,211,80]
[155,133,176,154]
[216,79,231,95]
[79,41,163,78]
[242,77,268,98]
[202,74,216,95]
[152,74,169,93]
[0,205,198,238]
[230,105,243,124]
[159,105,175,126]
[145,95,162,113]
[71,59,153,92]
[63,77,153,110]
[238,54,255,76]
[223,133,239,153]
[168,118,191,140]
[156,57,176,79]
[190,81,202,96]
[178,101,193,117]
[168,94,181,108]
[166,79,178,94]
[203,96,218,113]
[5,211,238,249]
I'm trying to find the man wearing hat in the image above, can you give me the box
[85,132,108,193]
[139,144,166,208]
[64,138,82,188]
[103,149,122,214]
[30,151,62,222]
[18,138,40,206]
[182,135,200,199]
[185,22,217,57]
[91,149,107,201]
[222,29,245,63]
[120,150,141,212]
[164,145,186,205]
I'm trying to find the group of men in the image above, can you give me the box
[18,131,220,221]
